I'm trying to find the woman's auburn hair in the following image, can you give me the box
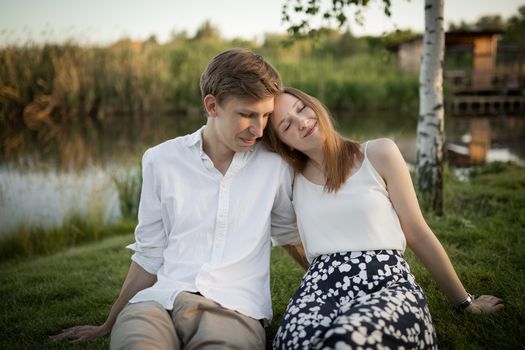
[262,87,362,193]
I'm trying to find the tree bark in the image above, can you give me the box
[416,0,445,215]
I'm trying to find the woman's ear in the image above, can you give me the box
[203,94,218,117]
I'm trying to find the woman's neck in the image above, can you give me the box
[304,148,325,172]
[301,149,326,186]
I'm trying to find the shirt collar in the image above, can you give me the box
[185,125,207,158]
[185,125,205,148]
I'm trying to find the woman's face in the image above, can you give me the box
[270,93,324,153]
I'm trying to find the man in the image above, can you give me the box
[51,48,307,349]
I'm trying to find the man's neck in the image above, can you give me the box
[202,126,235,175]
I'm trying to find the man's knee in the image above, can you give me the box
[173,294,265,350]
[110,302,179,350]
[186,315,266,350]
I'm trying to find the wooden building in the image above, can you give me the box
[390,31,525,166]
[391,31,525,116]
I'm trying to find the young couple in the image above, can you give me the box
[52,48,502,349]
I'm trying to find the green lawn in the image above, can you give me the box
[1,163,523,349]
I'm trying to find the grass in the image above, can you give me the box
[0,234,132,350]
[0,162,523,349]
[0,217,136,263]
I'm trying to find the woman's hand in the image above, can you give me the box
[466,295,504,314]
[49,324,110,343]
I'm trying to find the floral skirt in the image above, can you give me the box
[273,250,437,349]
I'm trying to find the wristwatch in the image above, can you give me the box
[454,293,473,311]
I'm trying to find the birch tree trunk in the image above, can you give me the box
[416,0,445,215]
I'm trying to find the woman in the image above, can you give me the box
[263,87,503,349]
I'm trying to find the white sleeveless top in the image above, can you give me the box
[293,142,406,262]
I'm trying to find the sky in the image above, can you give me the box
[0,0,523,46]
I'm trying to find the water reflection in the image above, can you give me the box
[0,112,523,237]
[1,112,204,170]
[446,115,525,166]
[0,113,203,237]
[0,165,122,236]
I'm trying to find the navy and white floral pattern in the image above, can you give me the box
[274,250,437,349]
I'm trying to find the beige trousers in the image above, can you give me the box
[110,292,266,350]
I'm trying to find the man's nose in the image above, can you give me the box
[250,117,266,137]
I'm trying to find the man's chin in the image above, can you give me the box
[238,138,258,148]
[235,142,256,152]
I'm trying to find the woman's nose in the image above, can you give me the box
[299,118,309,130]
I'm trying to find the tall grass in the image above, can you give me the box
[0,42,194,167]
[275,54,418,112]
[111,166,142,220]
[0,37,418,167]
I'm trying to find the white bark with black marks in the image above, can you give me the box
[416,0,445,214]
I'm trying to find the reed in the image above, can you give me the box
[1,37,418,168]
[274,53,418,112]
[111,166,142,220]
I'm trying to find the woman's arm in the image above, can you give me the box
[367,138,502,313]
[282,244,310,270]
[50,261,156,343]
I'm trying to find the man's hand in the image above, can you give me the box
[49,262,156,344]
[466,295,504,314]
[50,324,110,343]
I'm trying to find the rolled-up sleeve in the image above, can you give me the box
[126,149,167,274]
[270,162,301,246]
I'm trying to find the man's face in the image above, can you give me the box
[212,95,274,153]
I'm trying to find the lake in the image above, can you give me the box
[0,112,523,237]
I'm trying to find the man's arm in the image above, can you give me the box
[282,244,309,270]
[50,261,156,343]
[51,149,167,343]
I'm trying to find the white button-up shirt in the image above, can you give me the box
[127,127,300,320]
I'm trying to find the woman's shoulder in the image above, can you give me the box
[363,138,399,158]
[363,138,404,177]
